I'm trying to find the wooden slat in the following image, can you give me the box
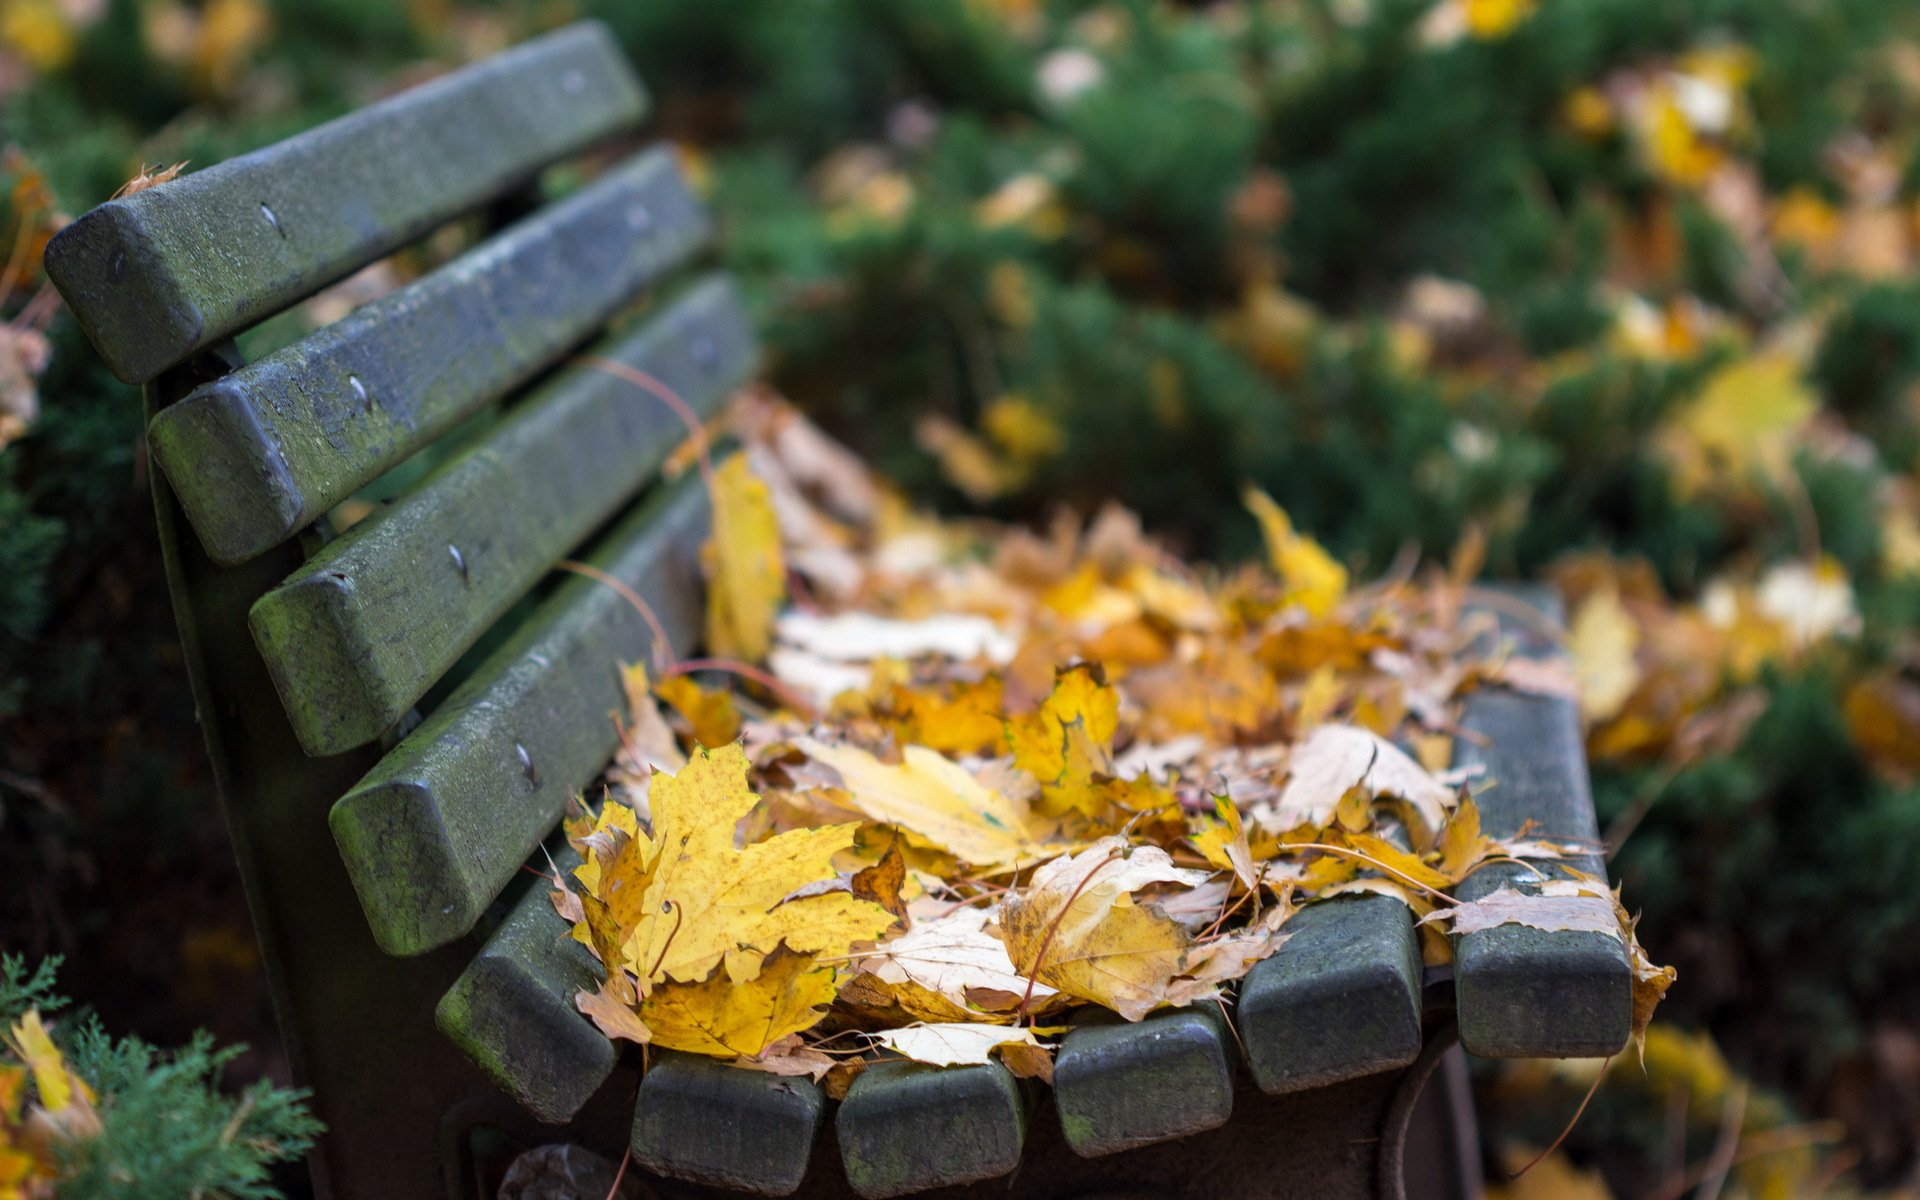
[42,22,645,386]
[837,1062,1026,1200]
[1238,893,1423,1094]
[1452,587,1632,1058]
[435,847,615,1124]
[631,1052,823,1196]
[1052,1008,1233,1158]
[147,146,710,566]
[250,277,751,756]
[331,471,709,957]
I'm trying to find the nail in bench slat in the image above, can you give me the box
[250,277,752,757]
[837,1062,1026,1199]
[330,471,709,957]
[42,22,645,386]
[148,147,709,566]
[1239,893,1423,1094]
[435,848,613,1124]
[631,1052,823,1196]
[1054,1007,1234,1157]
[1453,586,1632,1058]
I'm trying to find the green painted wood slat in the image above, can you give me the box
[331,470,710,957]
[42,21,645,386]
[1052,1008,1234,1158]
[249,276,752,757]
[1452,587,1633,1059]
[631,1052,824,1196]
[435,847,615,1125]
[837,1062,1027,1200]
[1238,893,1424,1094]
[147,146,710,567]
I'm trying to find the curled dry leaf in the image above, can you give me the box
[858,904,1057,1022]
[999,837,1217,1020]
[1259,723,1455,838]
[1420,883,1622,940]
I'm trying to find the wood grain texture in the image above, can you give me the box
[1452,585,1632,1058]
[435,847,615,1124]
[1054,1008,1234,1157]
[331,471,709,957]
[43,22,644,385]
[250,277,752,756]
[148,147,709,566]
[632,1052,824,1196]
[837,1062,1027,1199]
[1239,893,1423,1094]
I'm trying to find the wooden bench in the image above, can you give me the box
[44,22,1630,1199]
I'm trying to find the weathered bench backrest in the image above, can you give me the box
[45,22,756,1191]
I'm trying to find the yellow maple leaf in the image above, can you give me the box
[640,947,844,1058]
[1006,664,1120,819]
[624,744,896,987]
[569,745,895,1057]
[797,738,1048,872]
[703,456,786,663]
[880,676,1007,756]
[1244,488,1346,617]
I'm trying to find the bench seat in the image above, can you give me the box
[45,22,1626,1199]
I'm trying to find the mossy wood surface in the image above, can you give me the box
[837,1062,1028,1200]
[1053,1008,1235,1158]
[1239,893,1424,1095]
[631,1052,826,1196]
[436,846,617,1125]
[1452,589,1633,1059]
[331,472,711,957]
[250,276,752,757]
[146,147,710,567]
[40,22,645,387]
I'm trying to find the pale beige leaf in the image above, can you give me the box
[1420,885,1622,940]
[776,611,1017,664]
[872,1022,1063,1069]
[1260,724,1455,836]
[861,905,1056,1017]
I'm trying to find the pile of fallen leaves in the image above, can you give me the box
[546,392,1672,1090]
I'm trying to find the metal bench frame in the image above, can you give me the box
[45,22,1630,1199]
